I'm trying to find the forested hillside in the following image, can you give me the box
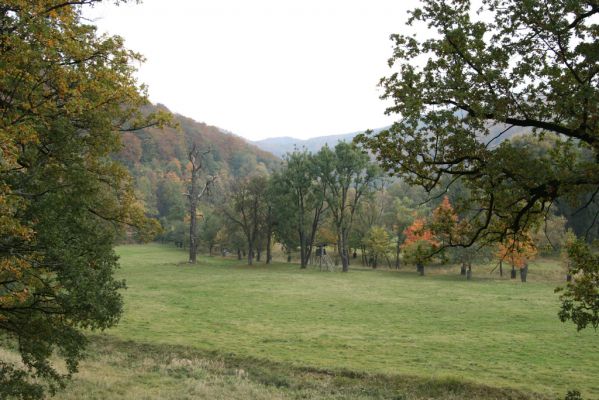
[115,104,280,241]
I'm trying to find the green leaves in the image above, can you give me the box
[356,0,599,246]
[557,240,599,331]
[1,1,165,397]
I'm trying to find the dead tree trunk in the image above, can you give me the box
[186,144,217,264]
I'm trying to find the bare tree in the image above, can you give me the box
[185,144,217,264]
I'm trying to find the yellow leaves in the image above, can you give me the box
[497,236,537,268]
[0,257,31,279]
[0,186,35,242]
[0,256,35,309]
[0,288,32,309]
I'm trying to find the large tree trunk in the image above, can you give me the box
[466,262,472,280]
[339,231,349,272]
[237,248,242,260]
[297,198,307,269]
[299,229,307,269]
[247,241,254,265]
[189,207,198,264]
[188,167,199,264]
[341,252,349,272]
[520,264,528,282]
[266,232,272,264]
[305,214,319,267]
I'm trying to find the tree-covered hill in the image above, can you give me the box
[115,104,280,238]
[118,104,279,176]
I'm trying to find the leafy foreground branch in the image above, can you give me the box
[50,335,550,400]
[355,0,599,331]
[557,240,599,331]
[1,1,169,397]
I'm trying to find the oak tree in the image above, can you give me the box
[318,143,381,272]
[222,175,269,265]
[357,0,599,246]
[1,1,166,397]
[356,0,599,326]
[275,151,327,268]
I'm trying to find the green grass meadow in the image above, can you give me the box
[59,244,598,399]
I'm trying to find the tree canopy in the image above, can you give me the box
[1,1,165,397]
[355,0,599,329]
[356,0,599,246]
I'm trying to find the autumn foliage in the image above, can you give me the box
[401,218,439,264]
[431,197,458,228]
[403,218,438,246]
[496,236,537,269]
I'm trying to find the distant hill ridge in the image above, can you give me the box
[250,128,388,158]
[249,121,529,158]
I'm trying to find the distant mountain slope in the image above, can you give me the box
[119,104,279,175]
[250,121,531,158]
[117,104,280,218]
[251,128,387,158]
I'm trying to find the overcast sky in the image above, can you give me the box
[85,0,419,140]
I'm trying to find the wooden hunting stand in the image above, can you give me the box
[312,243,335,271]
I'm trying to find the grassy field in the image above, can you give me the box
[59,244,598,399]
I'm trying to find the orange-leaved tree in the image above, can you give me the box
[401,218,439,275]
[430,196,459,263]
[496,235,537,282]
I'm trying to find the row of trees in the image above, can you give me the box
[180,141,574,280]
[215,142,380,272]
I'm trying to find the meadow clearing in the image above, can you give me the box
[55,244,598,399]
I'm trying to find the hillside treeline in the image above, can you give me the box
[119,126,599,270]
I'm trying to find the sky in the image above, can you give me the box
[85,0,419,141]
